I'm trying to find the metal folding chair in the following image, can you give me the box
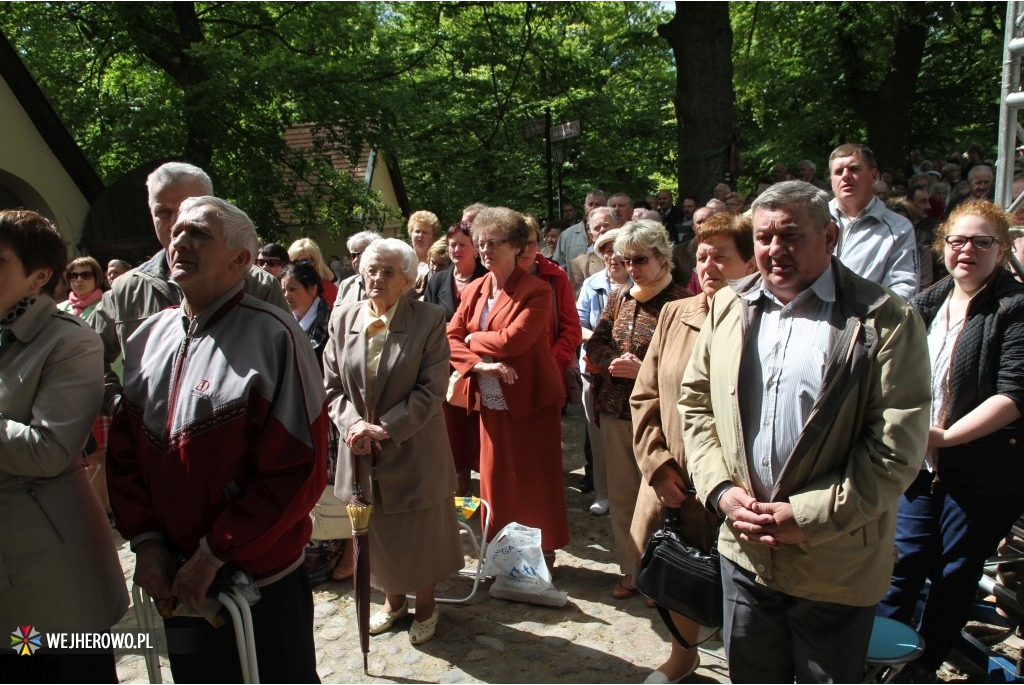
[435,496,493,605]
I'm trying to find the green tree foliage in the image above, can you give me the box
[2,1,678,230]
[731,2,1003,188]
[382,2,677,223]
[2,1,401,238]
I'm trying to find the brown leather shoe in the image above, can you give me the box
[611,577,636,600]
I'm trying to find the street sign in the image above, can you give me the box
[550,119,581,142]
[523,117,547,139]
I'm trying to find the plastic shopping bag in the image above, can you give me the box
[482,522,567,607]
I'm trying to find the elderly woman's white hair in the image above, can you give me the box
[361,238,418,281]
[613,219,674,269]
[347,230,382,253]
[176,196,259,270]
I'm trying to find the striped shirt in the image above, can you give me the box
[740,264,836,501]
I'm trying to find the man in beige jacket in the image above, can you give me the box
[679,180,931,682]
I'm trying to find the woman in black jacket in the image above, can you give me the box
[877,200,1024,681]
[424,221,487,495]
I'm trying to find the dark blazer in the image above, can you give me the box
[424,261,488,321]
[324,296,456,513]
[448,266,565,419]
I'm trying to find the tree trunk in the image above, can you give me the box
[836,3,928,171]
[864,16,928,170]
[658,2,734,203]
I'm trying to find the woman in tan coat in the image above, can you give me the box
[629,213,755,683]
[324,238,462,646]
[0,211,127,682]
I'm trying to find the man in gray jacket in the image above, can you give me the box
[828,143,920,300]
[89,162,287,414]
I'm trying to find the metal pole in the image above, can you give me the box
[996,1,1023,207]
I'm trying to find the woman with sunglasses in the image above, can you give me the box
[58,256,105,317]
[448,207,569,566]
[58,256,113,514]
[585,219,690,600]
[876,200,1024,682]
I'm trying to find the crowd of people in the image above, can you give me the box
[3,143,1023,684]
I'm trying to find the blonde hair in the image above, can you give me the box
[407,210,441,239]
[288,237,332,281]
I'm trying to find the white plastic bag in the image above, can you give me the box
[483,522,567,607]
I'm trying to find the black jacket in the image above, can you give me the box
[423,261,488,321]
[913,269,1024,496]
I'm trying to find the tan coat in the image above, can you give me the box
[325,297,456,512]
[569,251,605,299]
[630,295,720,559]
[0,296,128,631]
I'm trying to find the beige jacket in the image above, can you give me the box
[680,260,931,606]
[325,297,456,513]
[0,296,128,631]
[630,295,719,561]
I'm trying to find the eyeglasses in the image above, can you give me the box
[349,252,363,260]
[945,235,998,250]
[68,271,95,281]
[616,254,651,267]
[475,239,508,252]
[256,258,282,267]
[364,267,399,279]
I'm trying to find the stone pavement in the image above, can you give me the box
[109,404,730,684]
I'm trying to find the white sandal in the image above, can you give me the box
[368,601,408,635]
[408,606,440,645]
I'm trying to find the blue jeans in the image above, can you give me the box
[876,470,1024,671]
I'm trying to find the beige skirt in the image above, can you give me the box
[368,482,464,594]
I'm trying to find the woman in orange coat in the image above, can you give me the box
[448,207,570,561]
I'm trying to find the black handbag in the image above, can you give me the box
[634,504,723,648]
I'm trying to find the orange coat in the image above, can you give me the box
[448,266,565,418]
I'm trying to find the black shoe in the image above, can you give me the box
[577,474,594,493]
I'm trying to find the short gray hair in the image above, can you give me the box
[361,238,417,281]
[613,219,673,270]
[176,196,259,270]
[752,180,831,226]
[147,162,213,203]
[798,159,816,174]
[347,230,382,253]
[968,164,993,181]
[585,189,607,204]
[588,206,615,225]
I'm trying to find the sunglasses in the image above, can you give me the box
[349,252,363,260]
[256,258,282,267]
[616,255,651,267]
[68,271,96,281]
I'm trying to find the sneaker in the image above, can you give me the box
[590,499,609,516]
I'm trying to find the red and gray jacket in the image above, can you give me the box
[108,283,328,584]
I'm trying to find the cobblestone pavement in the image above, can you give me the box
[107,404,1003,683]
